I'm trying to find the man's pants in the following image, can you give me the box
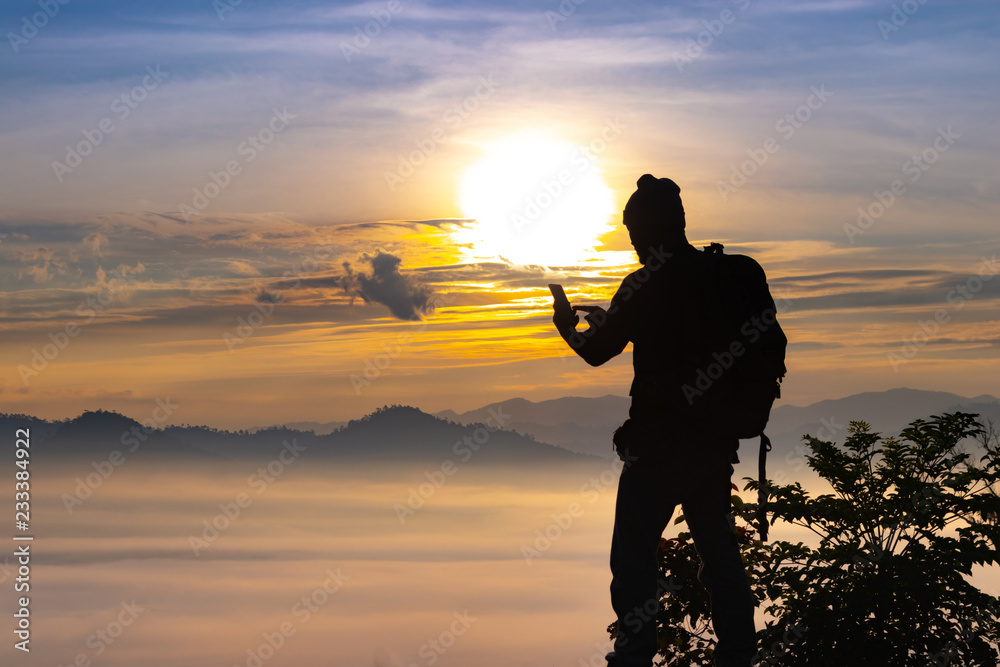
[605,459,756,667]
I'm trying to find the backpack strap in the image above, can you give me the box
[757,433,772,542]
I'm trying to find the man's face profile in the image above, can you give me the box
[625,213,658,264]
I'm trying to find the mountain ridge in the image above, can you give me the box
[0,403,593,465]
[430,387,1000,460]
[3,388,997,467]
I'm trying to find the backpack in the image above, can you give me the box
[684,242,787,540]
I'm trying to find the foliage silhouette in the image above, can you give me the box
[609,412,1000,665]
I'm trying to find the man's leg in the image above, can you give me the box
[682,470,756,667]
[606,463,677,667]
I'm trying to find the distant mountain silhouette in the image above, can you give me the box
[329,404,589,463]
[766,387,1000,443]
[435,388,1000,462]
[437,394,630,428]
[0,404,592,466]
[0,409,214,461]
[256,419,347,435]
[755,388,996,473]
[436,394,631,458]
[0,412,58,440]
[4,389,995,472]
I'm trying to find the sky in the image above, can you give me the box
[1,0,998,429]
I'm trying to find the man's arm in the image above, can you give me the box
[553,288,632,367]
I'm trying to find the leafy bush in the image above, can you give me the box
[609,412,1000,666]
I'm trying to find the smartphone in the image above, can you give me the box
[549,284,572,315]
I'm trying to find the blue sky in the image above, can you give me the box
[2,0,996,223]
[1,0,998,425]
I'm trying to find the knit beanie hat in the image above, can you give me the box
[623,174,685,230]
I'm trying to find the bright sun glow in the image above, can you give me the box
[456,137,616,266]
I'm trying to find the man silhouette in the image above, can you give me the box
[553,175,756,667]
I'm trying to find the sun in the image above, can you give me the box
[455,136,616,266]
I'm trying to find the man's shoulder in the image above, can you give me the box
[718,253,767,282]
[699,248,768,283]
[609,266,659,310]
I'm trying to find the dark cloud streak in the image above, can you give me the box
[339,250,435,321]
